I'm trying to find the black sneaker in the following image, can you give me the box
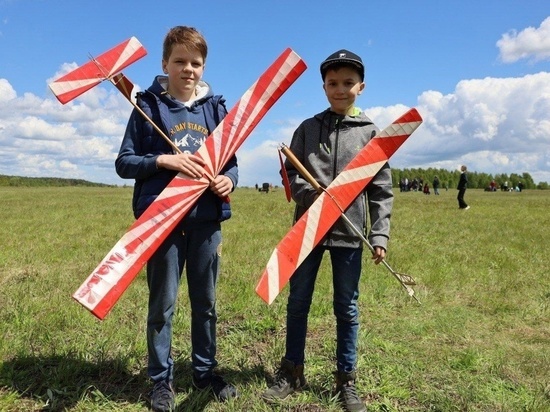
[150,380,175,412]
[193,373,238,402]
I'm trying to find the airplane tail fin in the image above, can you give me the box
[111,73,135,101]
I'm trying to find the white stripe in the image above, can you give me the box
[330,161,386,188]
[297,195,324,264]
[378,120,422,138]
[108,37,145,76]
[49,78,100,96]
[266,253,280,304]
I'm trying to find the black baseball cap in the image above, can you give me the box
[320,49,364,81]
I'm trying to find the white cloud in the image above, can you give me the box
[0,78,130,184]
[0,78,16,102]
[381,72,550,182]
[1,67,550,187]
[237,139,282,187]
[497,16,550,63]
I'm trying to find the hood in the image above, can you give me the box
[146,76,214,110]
[314,107,374,148]
[314,107,374,127]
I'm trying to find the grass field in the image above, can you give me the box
[0,186,549,411]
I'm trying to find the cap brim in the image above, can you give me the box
[321,59,364,73]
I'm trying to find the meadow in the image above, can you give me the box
[0,186,548,411]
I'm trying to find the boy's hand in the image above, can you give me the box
[156,153,205,178]
[210,175,233,198]
[371,246,386,265]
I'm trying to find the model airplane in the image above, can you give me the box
[278,142,420,303]
[255,108,423,304]
[49,39,307,319]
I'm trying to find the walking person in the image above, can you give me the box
[261,49,394,412]
[433,175,440,195]
[115,26,238,411]
[457,165,470,209]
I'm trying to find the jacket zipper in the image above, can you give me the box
[333,117,340,179]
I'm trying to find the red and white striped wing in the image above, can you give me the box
[49,37,147,104]
[73,177,209,319]
[195,48,306,177]
[73,48,307,319]
[255,108,423,304]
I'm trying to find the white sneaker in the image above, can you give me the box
[465,206,470,210]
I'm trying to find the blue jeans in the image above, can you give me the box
[285,245,363,373]
[146,221,221,383]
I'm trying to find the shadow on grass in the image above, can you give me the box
[1,353,149,410]
[172,361,268,411]
[1,354,268,411]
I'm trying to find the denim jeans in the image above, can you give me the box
[146,221,221,383]
[285,245,363,373]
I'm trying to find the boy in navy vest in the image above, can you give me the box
[116,26,238,411]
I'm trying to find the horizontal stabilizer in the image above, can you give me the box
[49,37,146,104]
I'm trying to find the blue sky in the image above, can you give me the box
[1,0,549,186]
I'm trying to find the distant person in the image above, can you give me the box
[457,165,469,210]
[115,26,238,411]
[261,49,393,412]
[423,182,430,195]
[433,176,440,195]
[518,181,524,192]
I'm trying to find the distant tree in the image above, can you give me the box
[520,172,535,189]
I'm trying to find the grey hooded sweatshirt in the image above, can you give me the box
[285,108,393,250]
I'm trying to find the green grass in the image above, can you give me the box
[0,186,549,411]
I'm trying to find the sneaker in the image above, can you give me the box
[150,380,175,412]
[193,373,238,402]
[261,357,306,401]
[334,371,366,412]
[465,206,470,210]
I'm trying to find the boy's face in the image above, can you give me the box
[162,44,205,101]
[323,66,365,115]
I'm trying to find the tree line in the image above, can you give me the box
[1,170,548,190]
[0,175,114,188]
